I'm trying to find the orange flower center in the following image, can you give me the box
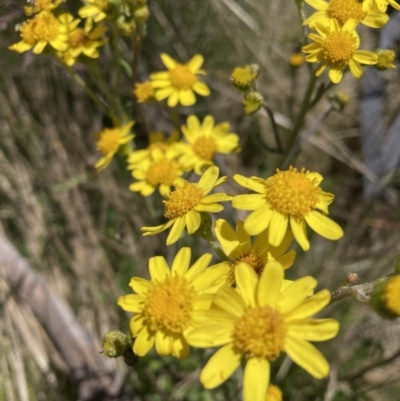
[266,167,321,217]
[69,28,87,47]
[192,136,218,161]
[322,31,357,66]
[385,276,400,315]
[234,249,265,276]
[328,0,367,24]
[234,305,287,360]
[21,12,60,44]
[164,182,203,218]
[169,64,197,90]
[146,159,180,187]
[144,276,196,333]
[97,128,121,155]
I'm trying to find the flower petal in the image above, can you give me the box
[185,253,212,282]
[304,211,343,240]
[244,205,274,236]
[232,194,266,210]
[285,289,331,321]
[149,256,170,281]
[233,174,266,193]
[186,324,233,347]
[133,325,155,356]
[198,166,219,193]
[257,261,284,306]
[155,330,171,356]
[268,211,288,247]
[235,262,258,306]
[160,53,177,69]
[129,277,153,295]
[192,81,210,96]
[187,54,204,72]
[192,264,229,292]
[213,285,247,316]
[171,334,189,359]
[287,319,339,341]
[179,89,196,106]
[166,216,186,245]
[290,217,310,251]
[214,219,241,259]
[185,210,201,234]
[117,294,143,312]
[243,358,270,401]
[172,247,191,276]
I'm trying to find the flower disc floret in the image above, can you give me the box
[266,167,322,217]
[169,65,198,89]
[234,249,265,275]
[192,136,218,161]
[234,306,287,360]
[328,0,367,24]
[322,31,357,66]
[144,276,196,333]
[164,183,204,218]
[146,159,180,188]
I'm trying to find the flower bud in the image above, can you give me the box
[374,49,396,71]
[289,52,305,68]
[329,91,349,111]
[230,64,259,92]
[102,330,130,358]
[135,5,150,22]
[265,384,283,401]
[243,91,264,115]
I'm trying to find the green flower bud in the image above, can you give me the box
[102,330,130,358]
[374,48,396,71]
[243,91,264,116]
[134,5,150,22]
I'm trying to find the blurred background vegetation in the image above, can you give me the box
[1,0,400,400]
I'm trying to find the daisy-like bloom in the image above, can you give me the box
[214,219,296,285]
[187,262,339,401]
[179,115,240,175]
[78,0,108,23]
[232,167,343,251]
[303,0,389,29]
[24,0,62,16]
[95,121,134,171]
[302,19,378,83]
[134,81,155,103]
[370,275,400,319]
[58,16,107,66]
[129,148,184,197]
[265,385,283,401]
[369,0,400,12]
[150,53,210,107]
[9,11,69,54]
[117,247,230,358]
[141,166,232,245]
[230,65,259,91]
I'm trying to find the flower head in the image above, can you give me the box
[24,0,62,15]
[179,115,240,175]
[214,219,296,285]
[117,247,229,358]
[187,262,339,401]
[78,0,108,23]
[375,48,396,70]
[265,385,283,401]
[9,11,69,54]
[134,81,155,103]
[141,166,232,245]
[302,19,378,83]
[150,53,210,107]
[95,121,134,171]
[370,275,400,319]
[232,167,343,251]
[230,65,259,91]
[303,0,388,29]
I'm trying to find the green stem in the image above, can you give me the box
[112,26,123,123]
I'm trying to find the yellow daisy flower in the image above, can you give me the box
[214,219,296,284]
[134,81,155,103]
[232,167,343,251]
[58,15,107,66]
[9,11,69,54]
[369,0,400,12]
[95,121,134,171]
[370,275,400,318]
[129,148,184,197]
[117,247,230,358]
[150,53,210,107]
[303,0,389,29]
[265,385,283,401]
[385,276,400,316]
[179,115,240,175]
[302,19,378,83]
[24,0,62,16]
[78,0,108,23]
[141,166,232,245]
[187,262,339,401]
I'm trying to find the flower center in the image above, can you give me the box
[234,250,265,276]
[234,305,287,360]
[169,64,197,90]
[143,276,196,333]
[146,159,180,187]
[266,167,321,217]
[21,12,60,44]
[385,276,400,315]
[192,136,218,161]
[328,0,367,24]
[70,28,87,47]
[97,128,121,155]
[164,182,203,218]
[322,31,357,66]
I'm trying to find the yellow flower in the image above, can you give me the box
[24,0,62,15]
[78,0,108,23]
[232,167,343,251]
[129,148,184,197]
[265,385,283,401]
[179,115,240,175]
[9,11,69,54]
[150,53,210,107]
[187,262,339,401]
[385,276,400,316]
[117,247,229,358]
[134,81,154,103]
[302,19,378,83]
[370,275,400,318]
[214,219,296,284]
[95,122,134,171]
[369,0,400,12]
[58,15,107,66]
[230,65,259,91]
[303,0,388,29]
[141,166,232,245]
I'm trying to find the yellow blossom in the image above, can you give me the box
[134,81,154,103]
[214,219,296,285]
[302,19,378,83]
[230,65,259,91]
[179,115,240,175]
[95,122,135,171]
[232,167,343,251]
[141,166,232,245]
[303,0,389,29]
[24,0,62,15]
[117,247,229,358]
[289,52,305,67]
[78,0,108,23]
[9,11,69,54]
[150,53,210,107]
[187,262,339,401]
[370,275,400,319]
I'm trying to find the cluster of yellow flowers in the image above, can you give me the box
[302,0,398,83]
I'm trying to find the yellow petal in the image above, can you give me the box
[160,53,177,70]
[185,254,213,282]
[349,59,363,79]
[130,314,144,336]
[171,334,189,359]
[149,256,170,281]
[186,324,233,347]
[200,343,241,389]
[235,221,251,254]
[192,81,210,96]
[287,319,339,341]
[172,247,191,276]
[192,264,229,292]
[290,217,309,251]
[166,216,186,245]
[214,219,241,259]
[243,358,270,401]
[187,54,204,72]
[275,250,296,270]
[257,261,284,306]
[155,330,171,356]
[328,68,343,84]
[233,174,266,193]
[167,91,179,107]
[232,194,266,210]
[185,209,201,234]
[304,211,343,240]
[244,204,274,235]
[285,289,331,321]
[179,89,196,106]
[235,262,258,306]
[129,277,153,295]
[133,325,155,356]
[117,294,143,312]
[198,165,219,193]
[268,211,288,247]
[214,285,247,317]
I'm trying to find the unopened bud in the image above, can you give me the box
[135,5,150,22]
[346,272,359,285]
[102,330,130,358]
[243,91,264,116]
[329,91,349,111]
[289,52,304,68]
[374,48,396,71]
